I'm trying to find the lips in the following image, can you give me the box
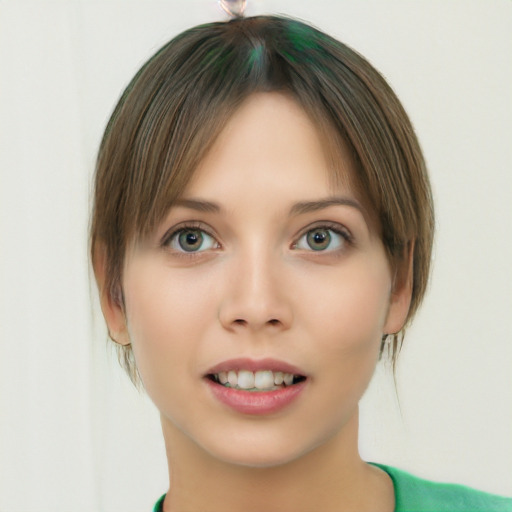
[204,358,308,414]
[205,357,306,376]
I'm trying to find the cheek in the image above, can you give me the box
[124,257,216,333]
[295,255,392,390]
[121,259,217,394]
[303,258,391,342]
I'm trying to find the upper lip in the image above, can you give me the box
[205,358,307,377]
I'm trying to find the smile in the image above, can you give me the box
[204,358,308,415]
[208,370,306,391]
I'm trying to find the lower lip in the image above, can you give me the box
[205,378,307,415]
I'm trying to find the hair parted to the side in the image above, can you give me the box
[90,15,434,387]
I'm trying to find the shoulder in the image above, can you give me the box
[372,463,512,512]
[152,493,166,512]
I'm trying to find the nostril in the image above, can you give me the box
[232,318,280,327]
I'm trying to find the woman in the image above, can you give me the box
[90,14,511,512]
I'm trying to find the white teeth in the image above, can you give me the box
[254,370,274,389]
[213,370,301,390]
[283,373,294,386]
[237,370,255,389]
[274,371,284,385]
[227,370,238,387]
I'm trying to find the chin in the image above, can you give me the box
[201,431,318,470]
[214,449,300,469]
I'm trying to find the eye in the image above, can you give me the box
[294,226,349,252]
[166,227,218,253]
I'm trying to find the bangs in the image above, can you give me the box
[102,16,387,241]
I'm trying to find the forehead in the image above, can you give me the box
[183,92,357,202]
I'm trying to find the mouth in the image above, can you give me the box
[206,370,307,392]
[204,359,309,415]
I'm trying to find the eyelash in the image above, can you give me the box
[293,222,353,253]
[161,221,353,258]
[161,222,220,258]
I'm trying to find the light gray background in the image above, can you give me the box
[1,1,511,511]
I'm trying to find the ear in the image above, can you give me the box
[383,241,414,335]
[93,242,131,345]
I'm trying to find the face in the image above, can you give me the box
[101,93,411,468]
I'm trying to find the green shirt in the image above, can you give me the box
[152,463,512,512]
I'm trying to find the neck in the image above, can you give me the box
[160,411,394,512]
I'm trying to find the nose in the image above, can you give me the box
[218,249,293,333]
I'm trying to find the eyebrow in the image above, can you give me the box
[173,196,365,216]
[173,198,221,213]
[289,197,365,216]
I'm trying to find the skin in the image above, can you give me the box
[97,92,413,511]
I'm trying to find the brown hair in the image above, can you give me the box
[90,15,434,385]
